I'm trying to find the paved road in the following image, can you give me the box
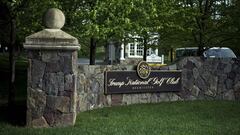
[78,58,104,65]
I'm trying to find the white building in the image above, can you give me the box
[108,34,164,65]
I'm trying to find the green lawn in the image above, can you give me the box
[0,53,28,71]
[0,53,27,104]
[0,101,240,135]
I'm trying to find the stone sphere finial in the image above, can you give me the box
[43,8,65,29]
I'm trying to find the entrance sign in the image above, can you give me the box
[105,61,181,94]
[146,54,163,63]
[137,61,151,79]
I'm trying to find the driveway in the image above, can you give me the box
[78,58,104,65]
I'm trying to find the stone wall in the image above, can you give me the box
[120,58,142,65]
[24,8,80,127]
[177,57,240,101]
[77,57,240,112]
[27,50,78,127]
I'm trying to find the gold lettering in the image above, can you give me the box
[166,77,180,84]
[108,79,125,88]
[126,78,150,85]
[152,77,168,86]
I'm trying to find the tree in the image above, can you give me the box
[72,0,135,64]
[0,0,24,110]
[124,0,191,60]
[0,0,63,113]
[216,0,240,55]
[64,0,199,63]
[177,0,239,55]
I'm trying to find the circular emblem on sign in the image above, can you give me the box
[137,61,151,79]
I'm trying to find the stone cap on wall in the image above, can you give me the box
[24,8,80,51]
[24,29,80,50]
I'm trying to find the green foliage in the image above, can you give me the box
[0,0,62,45]
[1,0,240,56]
[155,0,240,56]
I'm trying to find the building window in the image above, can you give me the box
[129,44,135,56]
[128,43,144,58]
[147,48,151,56]
[147,48,158,56]
[136,44,143,56]
[128,40,158,58]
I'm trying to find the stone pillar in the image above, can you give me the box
[161,55,164,64]
[120,43,125,60]
[24,8,80,127]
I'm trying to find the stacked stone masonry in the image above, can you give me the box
[77,57,240,112]
[178,57,240,101]
[27,50,78,127]
[24,8,80,127]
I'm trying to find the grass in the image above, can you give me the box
[0,53,28,71]
[0,53,27,104]
[78,48,105,59]
[0,101,240,135]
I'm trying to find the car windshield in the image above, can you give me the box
[204,48,236,58]
[176,48,198,58]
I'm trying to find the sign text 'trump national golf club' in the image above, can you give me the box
[105,61,182,94]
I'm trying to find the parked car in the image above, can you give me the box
[203,47,237,58]
[175,47,198,59]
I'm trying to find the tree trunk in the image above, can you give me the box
[170,47,173,62]
[143,37,147,61]
[8,19,16,110]
[197,31,204,56]
[197,0,213,56]
[90,37,96,65]
[104,41,109,64]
